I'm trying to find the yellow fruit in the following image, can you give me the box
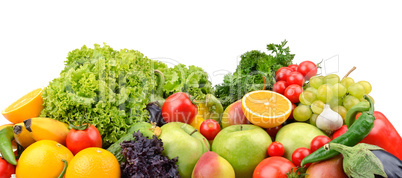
[16,140,74,178]
[24,117,69,145]
[2,88,44,124]
[189,115,204,131]
[65,147,120,178]
[13,123,36,148]
[242,90,292,128]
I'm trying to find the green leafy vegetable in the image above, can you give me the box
[159,64,212,100]
[215,40,295,108]
[40,43,212,147]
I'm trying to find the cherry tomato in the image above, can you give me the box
[284,84,303,103]
[275,67,292,81]
[0,157,15,178]
[292,147,312,167]
[332,125,348,139]
[287,103,297,120]
[273,81,288,95]
[66,124,103,155]
[200,119,221,140]
[297,61,317,80]
[266,125,282,140]
[286,71,305,86]
[253,156,296,178]
[288,64,298,72]
[268,142,285,157]
[162,92,198,124]
[310,135,331,152]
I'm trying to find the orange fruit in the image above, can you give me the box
[65,147,120,178]
[2,88,44,124]
[242,90,292,128]
[16,140,74,178]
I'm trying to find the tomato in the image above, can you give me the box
[332,125,348,139]
[310,135,331,152]
[288,64,298,72]
[292,147,312,167]
[200,119,221,140]
[0,157,15,178]
[253,156,296,178]
[266,125,282,140]
[284,84,303,103]
[297,61,317,80]
[275,67,292,81]
[66,124,103,155]
[162,92,198,124]
[272,81,288,95]
[287,103,297,120]
[268,142,285,157]
[286,71,305,86]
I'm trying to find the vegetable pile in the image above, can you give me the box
[40,44,211,147]
[2,40,402,178]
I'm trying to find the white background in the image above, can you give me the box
[1,1,401,135]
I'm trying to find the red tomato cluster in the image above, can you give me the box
[273,61,317,104]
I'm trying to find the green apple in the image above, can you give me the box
[221,100,250,129]
[192,151,235,178]
[159,122,210,178]
[275,122,327,161]
[212,124,271,177]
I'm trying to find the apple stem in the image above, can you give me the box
[240,124,243,131]
[190,129,197,136]
[342,66,356,80]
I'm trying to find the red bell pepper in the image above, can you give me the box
[333,111,402,161]
[0,157,15,178]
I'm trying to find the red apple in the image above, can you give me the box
[221,100,250,129]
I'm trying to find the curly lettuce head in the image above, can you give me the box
[41,43,167,147]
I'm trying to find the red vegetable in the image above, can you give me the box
[284,84,303,103]
[297,61,317,80]
[268,142,285,157]
[333,111,402,161]
[286,71,305,86]
[162,92,198,124]
[66,124,102,155]
[275,67,292,81]
[310,135,331,152]
[200,119,221,140]
[288,64,298,72]
[273,81,288,95]
[332,125,348,139]
[253,157,295,178]
[0,157,15,178]
[292,147,312,167]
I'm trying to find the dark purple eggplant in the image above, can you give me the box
[146,102,165,127]
[373,150,402,178]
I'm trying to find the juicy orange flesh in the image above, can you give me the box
[3,88,42,113]
[244,91,290,118]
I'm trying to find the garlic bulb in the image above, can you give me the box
[316,104,343,131]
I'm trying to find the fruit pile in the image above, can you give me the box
[1,42,402,178]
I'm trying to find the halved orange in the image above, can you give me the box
[2,88,44,124]
[242,90,292,128]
